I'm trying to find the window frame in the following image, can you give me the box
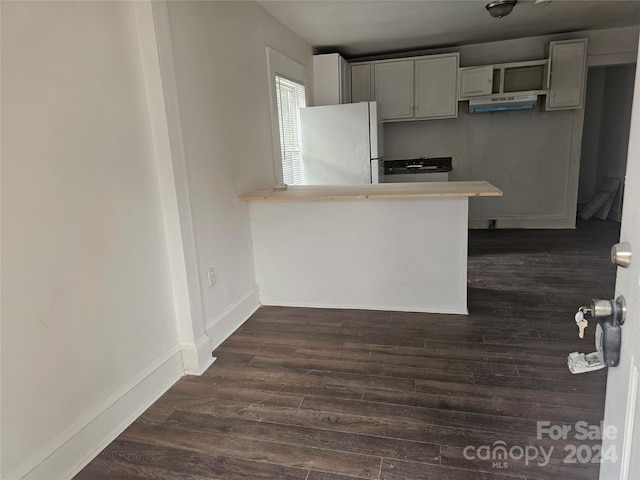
[266,47,309,187]
[275,75,306,185]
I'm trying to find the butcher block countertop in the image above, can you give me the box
[240,181,502,201]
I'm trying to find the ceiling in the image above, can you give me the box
[256,0,640,59]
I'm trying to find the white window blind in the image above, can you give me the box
[275,75,306,185]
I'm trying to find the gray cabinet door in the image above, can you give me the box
[374,60,414,121]
[415,54,459,119]
[546,39,587,110]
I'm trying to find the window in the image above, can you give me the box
[266,47,307,187]
[275,75,306,185]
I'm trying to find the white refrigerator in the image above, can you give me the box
[300,101,383,185]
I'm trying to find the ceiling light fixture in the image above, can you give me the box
[486,0,517,18]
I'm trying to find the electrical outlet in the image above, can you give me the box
[207,267,217,287]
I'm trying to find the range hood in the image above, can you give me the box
[469,94,538,113]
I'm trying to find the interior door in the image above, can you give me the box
[599,50,640,479]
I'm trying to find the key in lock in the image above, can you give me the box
[576,296,626,367]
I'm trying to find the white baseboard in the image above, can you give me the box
[180,334,215,375]
[7,346,184,480]
[205,284,260,351]
[469,214,576,229]
[259,300,467,315]
[7,286,264,480]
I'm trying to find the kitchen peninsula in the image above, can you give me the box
[240,181,502,314]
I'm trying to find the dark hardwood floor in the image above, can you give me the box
[75,220,620,480]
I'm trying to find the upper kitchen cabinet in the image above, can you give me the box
[374,60,414,120]
[351,63,372,103]
[545,39,588,111]
[414,54,459,119]
[459,65,493,98]
[373,53,459,122]
[313,53,351,106]
[459,60,548,99]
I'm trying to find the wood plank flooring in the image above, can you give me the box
[75,220,619,480]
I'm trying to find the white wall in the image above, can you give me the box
[381,26,639,228]
[250,197,469,314]
[7,1,633,476]
[356,26,640,66]
[1,1,314,478]
[163,1,313,345]
[1,2,181,478]
[385,109,575,223]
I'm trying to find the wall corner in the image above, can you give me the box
[180,336,215,375]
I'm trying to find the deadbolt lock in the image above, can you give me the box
[611,241,632,268]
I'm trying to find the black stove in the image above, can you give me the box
[383,157,452,175]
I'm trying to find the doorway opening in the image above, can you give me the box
[578,64,636,222]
